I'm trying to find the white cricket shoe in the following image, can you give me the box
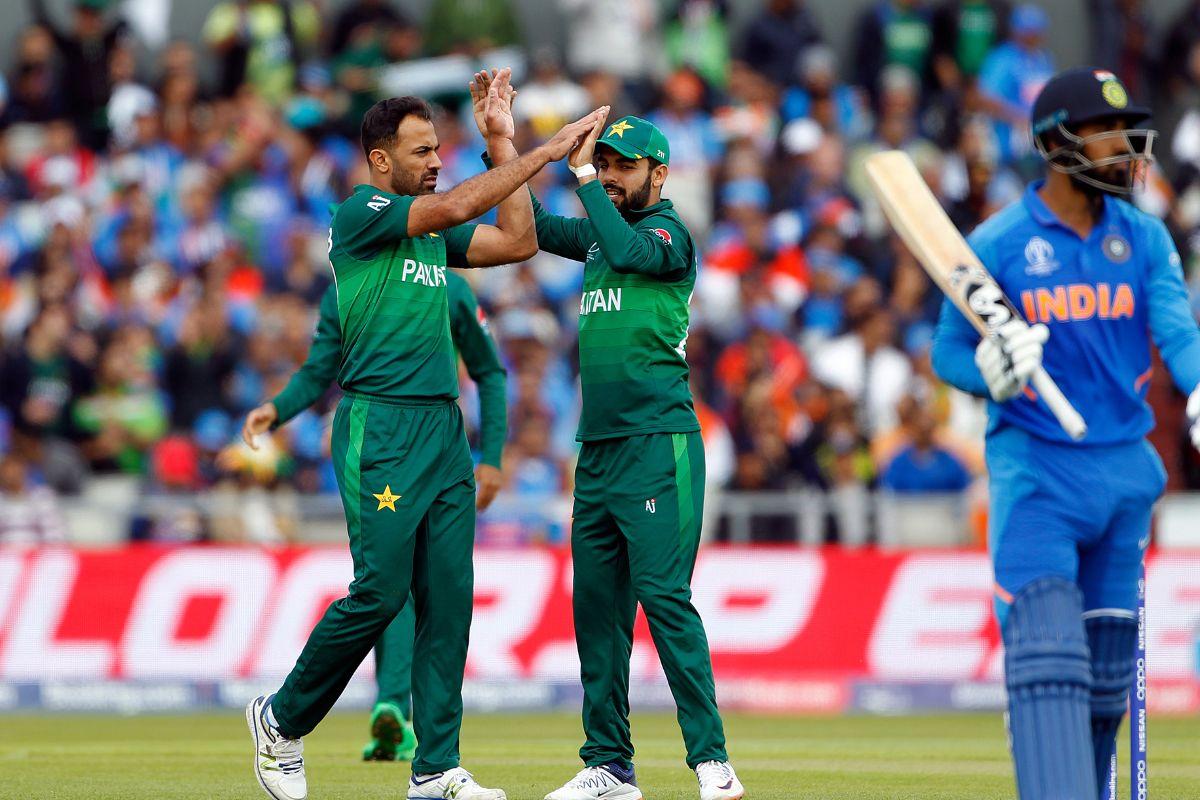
[246,695,306,800]
[544,765,643,800]
[408,767,507,799]
[696,760,744,800]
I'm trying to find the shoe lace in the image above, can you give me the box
[269,737,304,775]
[567,767,618,789]
[696,760,733,787]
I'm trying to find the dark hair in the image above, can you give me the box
[360,96,432,157]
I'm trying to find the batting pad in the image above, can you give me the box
[1003,577,1096,799]
[1085,612,1137,794]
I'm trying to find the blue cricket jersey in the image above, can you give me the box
[932,180,1200,445]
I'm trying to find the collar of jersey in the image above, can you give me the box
[621,198,674,222]
[1022,178,1113,236]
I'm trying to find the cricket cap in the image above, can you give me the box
[1031,67,1152,137]
[596,116,670,166]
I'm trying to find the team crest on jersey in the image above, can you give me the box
[652,228,672,245]
[1024,237,1059,277]
[586,242,600,261]
[1103,234,1131,263]
[476,306,490,331]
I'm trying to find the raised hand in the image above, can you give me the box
[568,107,610,171]
[543,107,609,161]
[470,68,517,141]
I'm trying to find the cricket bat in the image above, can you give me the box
[865,150,1087,441]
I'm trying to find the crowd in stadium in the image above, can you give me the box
[2,0,1200,545]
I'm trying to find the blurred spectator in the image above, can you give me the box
[329,0,411,58]
[0,305,92,443]
[28,0,130,148]
[976,4,1054,166]
[163,298,238,428]
[560,0,660,84]
[664,0,732,89]
[646,68,722,236]
[879,401,972,492]
[425,0,522,56]
[931,0,1010,88]
[1,25,66,127]
[737,0,823,89]
[853,0,936,110]
[779,46,873,142]
[512,48,590,139]
[0,452,66,544]
[1161,0,1200,93]
[1089,0,1153,97]
[202,0,319,104]
[812,306,913,435]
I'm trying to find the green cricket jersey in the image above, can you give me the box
[271,274,508,467]
[533,180,699,442]
[327,184,477,401]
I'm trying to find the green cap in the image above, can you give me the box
[596,115,670,165]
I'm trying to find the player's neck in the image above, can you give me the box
[1038,173,1101,239]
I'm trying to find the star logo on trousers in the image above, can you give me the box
[373,485,401,511]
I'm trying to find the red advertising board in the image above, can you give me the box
[0,547,1196,714]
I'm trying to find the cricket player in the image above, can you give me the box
[932,67,1200,799]
[469,72,742,800]
[240,271,508,765]
[246,72,604,800]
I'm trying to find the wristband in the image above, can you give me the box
[570,163,597,179]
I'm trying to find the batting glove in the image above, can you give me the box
[975,320,1049,402]
[1187,384,1200,451]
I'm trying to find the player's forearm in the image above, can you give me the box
[271,365,335,427]
[475,370,508,468]
[932,334,990,398]
[576,181,671,275]
[487,137,537,260]
[412,146,554,235]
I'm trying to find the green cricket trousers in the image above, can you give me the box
[571,430,728,770]
[272,395,475,774]
[376,597,415,718]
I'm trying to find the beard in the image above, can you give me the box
[606,172,654,212]
[1070,160,1133,201]
[390,166,438,196]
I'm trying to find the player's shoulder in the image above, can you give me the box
[637,203,692,248]
[333,185,409,230]
[1105,195,1169,238]
[966,198,1032,252]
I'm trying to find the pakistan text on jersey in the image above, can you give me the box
[401,260,447,287]
[580,287,622,315]
[1019,282,1136,324]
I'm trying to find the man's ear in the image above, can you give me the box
[369,148,391,174]
[652,163,668,188]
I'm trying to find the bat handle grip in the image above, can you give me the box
[1031,367,1088,441]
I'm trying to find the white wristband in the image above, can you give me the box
[571,163,597,179]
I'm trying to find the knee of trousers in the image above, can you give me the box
[637,587,694,621]
[1085,614,1137,720]
[1003,577,1092,693]
[346,585,408,622]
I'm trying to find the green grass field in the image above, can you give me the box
[0,711,1197,799]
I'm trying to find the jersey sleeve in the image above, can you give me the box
[271,286,342,426]
[333,191,415,260]
[931,232,990,397]
[1145,218,1200,394]
[441,223,478,268]
[575,180,691,280]
[478,150,592,261]
[448,276,508,468]
[532,190,594,261]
